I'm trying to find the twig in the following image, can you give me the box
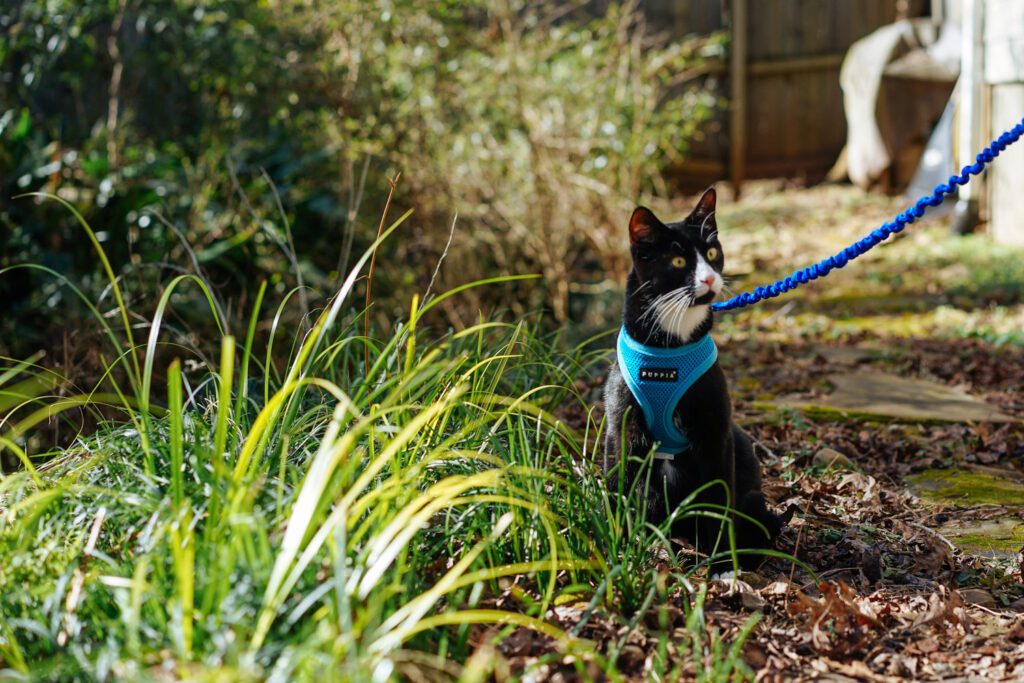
[364,173,400,377]
[906,520,958,553]
[424,212,457,303]
[105,0,127,166]
[84,506,108,557]
[261,167,309,328]
[749,432,780,464]
[786,491,817,600]
[228,160,306,328]
[337,154,371,281]
[968,602,1011,618]
[798,566,858,592]
[764,300,797,326]
[152,211,228,332]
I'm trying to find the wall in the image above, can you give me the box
[984,0,1024,245]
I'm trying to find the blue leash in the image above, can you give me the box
[711,116,1024,313]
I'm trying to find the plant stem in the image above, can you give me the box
[364,173,400,377]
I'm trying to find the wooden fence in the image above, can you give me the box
[644,0,929,193]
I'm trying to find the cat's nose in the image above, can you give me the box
[702,275,716,287]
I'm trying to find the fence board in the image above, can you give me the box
[653,0,928,190]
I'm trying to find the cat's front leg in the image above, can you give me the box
[688,429,737,569]
[605,408,680,526]
[602,401,651,501]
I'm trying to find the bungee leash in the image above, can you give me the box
[711,115,1024,313]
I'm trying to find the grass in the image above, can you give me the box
[0,198,764,681]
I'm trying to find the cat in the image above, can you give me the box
[603,187,780,572]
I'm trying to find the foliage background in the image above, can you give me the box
[1,0,720,364]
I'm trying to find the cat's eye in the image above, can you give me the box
[671,256,686,268]
[706,247,719,260]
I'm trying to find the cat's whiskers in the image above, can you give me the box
[657,289,696,341]
[673,294,695,333]
[668,300,684,340]
[657,290,690,315]
[638,287,686,325]
[676,299,695,340]
[636,293,662,325]
[636,286,693,343]
[717,274,736,296]
[629,279,652,301]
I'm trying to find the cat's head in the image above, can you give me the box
[628,187,724,307]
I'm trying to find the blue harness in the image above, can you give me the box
[616,326,718,458]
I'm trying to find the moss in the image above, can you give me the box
[946,530,1024,556]
[939,518,1024,558]
[907,468,1024,506]
[750,401,948,425]
[736,377,761,391]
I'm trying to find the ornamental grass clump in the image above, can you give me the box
[0,197,763,681]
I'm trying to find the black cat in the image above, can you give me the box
[603,188,780,572]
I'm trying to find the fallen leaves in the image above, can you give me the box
[789,581,882,657]
[909,587,972,636]
[548,271,1024,680]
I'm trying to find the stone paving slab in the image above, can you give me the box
[774,370,1017,423]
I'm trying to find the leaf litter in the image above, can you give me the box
[518,186,1024,680]
[509,325,1024,681]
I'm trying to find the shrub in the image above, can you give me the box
[1,0,719,361]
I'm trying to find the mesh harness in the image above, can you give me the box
[616,326,718,459]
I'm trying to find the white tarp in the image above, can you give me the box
[839,19,960,188]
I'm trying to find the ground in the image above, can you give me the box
[551,182,1024,681]
[4,182,1023,681]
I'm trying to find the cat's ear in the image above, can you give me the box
[629,206,664,245]
[690,187,716,222]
